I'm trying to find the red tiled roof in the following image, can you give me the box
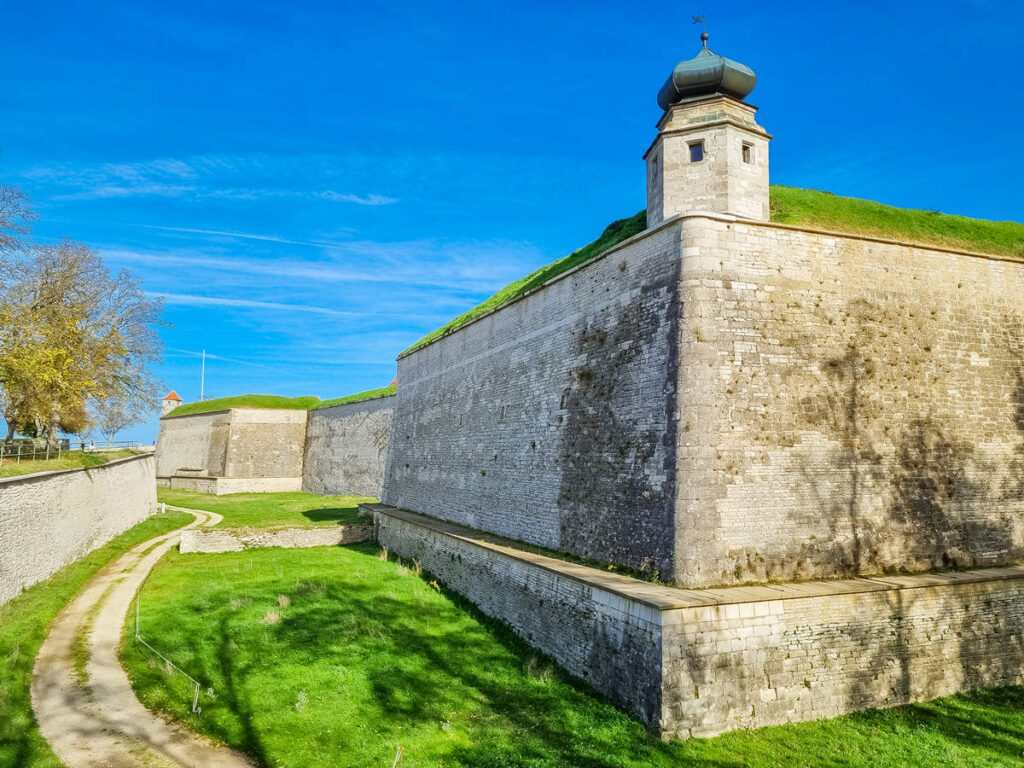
[164,390,183,402]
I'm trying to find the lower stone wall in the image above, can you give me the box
[369,502,1024,739]
[303,396,393,498]
[166,475,302,495]
[664,573,1024,737]
[180,524,373,553]
[373,506,665,725]
[0,454,157,605]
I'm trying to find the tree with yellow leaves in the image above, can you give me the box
[1,190,162,449]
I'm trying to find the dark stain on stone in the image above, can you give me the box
[557,259,680,579]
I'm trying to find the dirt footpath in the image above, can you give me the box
[31,506,255,768]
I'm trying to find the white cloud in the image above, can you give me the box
[150,292,451,321]
[24,153,395,205]
[129,224,353,247]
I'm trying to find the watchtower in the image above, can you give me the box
[644,32,770,226]
[161,390,183,417]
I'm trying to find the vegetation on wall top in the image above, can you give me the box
[770,186,1024,259]
[401,186,1024,357]
[165,385,397,418]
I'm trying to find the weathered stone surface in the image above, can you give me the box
[155,408,307,480]
[166,476,303,495]
[383,220,682,580]
[675,214,1024,586]
[0,454,157,605]
[371,504,664,726]
[179,524,373,553]
[303,396,393,497]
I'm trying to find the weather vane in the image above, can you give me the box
[692,14,709,45]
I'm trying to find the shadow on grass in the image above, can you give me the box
[300,506,361,525]
[133,542,1024,768]
[214,613,273,767]
[275,546,1024,767]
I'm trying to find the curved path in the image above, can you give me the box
[32,505,256,768]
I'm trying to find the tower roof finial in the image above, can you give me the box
[656,23,757,110]
[692,14,708,47]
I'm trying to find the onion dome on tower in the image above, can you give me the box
[656,33,757,110]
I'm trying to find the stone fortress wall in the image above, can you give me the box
[156,408,308,494]
[383,221,682,578]
[0,454,157,606]
[675,214,1024,586]
[384,215,1024,587]
[152,40,1024,737]
[156,397,394,498]
[370,502,1024,739]
[374,206,1024,734]
[303,395,393,498]
[155,410,230,478]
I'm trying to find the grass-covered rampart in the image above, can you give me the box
[165,385,396,418]
[401,187,1024,356]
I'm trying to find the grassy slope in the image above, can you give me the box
[0,509,192,768]
[167,394,322,418]
[165,385,395,418]
[402,187,1024,356]
[123,543,1024,768]
[771,186,1024,258]
[314,384,395,410]
[0,449,139,479]
[156,489,373,529]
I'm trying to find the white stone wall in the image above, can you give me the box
[676,214,1024,586]
[373,503,1024,739]
[155,410,229,477]
[0,454,157,605]
[663,576,1024,738]
[155,408,307,480]
[383,220,684,578]
[179,524,373,553]
[303,396,393,498]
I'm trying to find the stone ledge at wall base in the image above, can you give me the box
[364,502,1024,739]
[159,475,303,495]
[179,524,375,553]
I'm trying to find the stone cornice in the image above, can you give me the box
[365,503,1024,613]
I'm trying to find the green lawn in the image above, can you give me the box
[0,449,139,479]
[156,489,373,529]
[121,543,1024,768]
[0,509,192,768]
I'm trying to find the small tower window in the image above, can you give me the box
[742,142,753,164]
[689,141,704,163]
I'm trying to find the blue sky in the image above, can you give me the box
[2,0,1021,443]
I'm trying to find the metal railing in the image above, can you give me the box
[0,440,141,465]
[0,442,64,464]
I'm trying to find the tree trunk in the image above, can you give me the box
[47,401,61,451]
[4,400,19,442]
